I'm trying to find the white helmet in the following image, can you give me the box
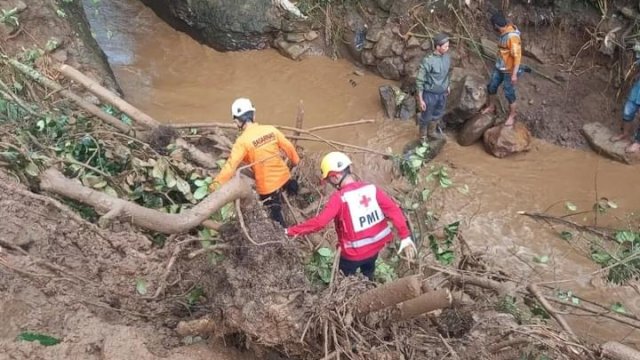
[231,98,256,119]
[320,152,352,179]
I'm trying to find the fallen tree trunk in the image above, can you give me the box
[601,342,640,360]
[392,289,452,321]
[57,64,160,129]
[39,167,253,234]
[4,58,134,134]
[175,138,218,169]
[354,275,422,315]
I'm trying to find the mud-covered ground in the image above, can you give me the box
[0,0,636,359]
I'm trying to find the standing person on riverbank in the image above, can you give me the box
[415,33,451,142]
[211,98,300,227]
[482,13,528,127]
[285,152,416,281]
[611,77,640,153]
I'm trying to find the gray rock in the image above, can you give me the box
[282,19,314,32]
[377,57,401,80]
[364,41,375,49]
[379,85,399,118]
[406,36,421,48]
[483,122,532,158]
[402,47,426,61]
[274,37,310,60]
[458,113,495,146]
[392,56,405,76]
[582,122,640,164]
[420,40,432,51]
[446,74,487,125]
[361,50,376,65]
[304,30,319,41]
[398,96,417,121]
[142,0,283,51]
[284,33,306,43]
[373,32,395,58]
[391,39,405,56]
[376,0,394,11]
[366,27,384,42]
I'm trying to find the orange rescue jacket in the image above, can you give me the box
[214,123,300,195]
[496,24,522,73]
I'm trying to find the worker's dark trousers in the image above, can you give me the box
[259,191,286,228]
[339,254,378,281]
[258,179,298,227]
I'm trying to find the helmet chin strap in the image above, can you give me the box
[329,169,349,189]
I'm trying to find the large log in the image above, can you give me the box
[57,64,160,130]
[5,58,133,134]
[354,275,422,315]
[392,289,452,321]
[39,168,252,234]
[602,342,640,360]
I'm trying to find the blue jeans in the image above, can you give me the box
[622,100,640,142]
[419,91,447,126]
[487,69,517,104]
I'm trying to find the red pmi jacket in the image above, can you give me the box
[287,182,411,261]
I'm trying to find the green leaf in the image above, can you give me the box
[165,169,177,188]
[533,255,550,264]
[421,189,431,201]
[92,180,107,189]
[193,186,209,200]
[611,302,627,314]
[17,332,60,346]
[591,251,612,265]
[559,231,573,241]
[317,247,333,257]
[457,184,469,194]
[439,177,453,188]
[176,177,191,196]
[565,202,577,212]
[410,158,422,168]
[193,179,206,187]
[136,278,147,295]
[571,297,580,305]
[151,159,167,180]
[103,186,118,197]
[615,231,636,244]
[24,162,39,177]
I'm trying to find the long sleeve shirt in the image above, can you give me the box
[287,182,411,260]
[214,122,300,195]
[416,52,451,94]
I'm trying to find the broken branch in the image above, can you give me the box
[39,167,252,234]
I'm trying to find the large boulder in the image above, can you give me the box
[377,57,402,80]
[140,0,284,51]
[582,122,640,165]
[446,74,487,125]
[274,36,311,60]
[458,113,495,146]
[379,85,406,118]
[483,122,532,158]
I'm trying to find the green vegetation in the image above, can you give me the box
[17,332,61,346]
[306,247,335,285]
[429,221,459,265]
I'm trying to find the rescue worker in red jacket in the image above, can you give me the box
[211,98,300,227]
[285,152,416,280]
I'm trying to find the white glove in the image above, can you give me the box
[397,237,416,260]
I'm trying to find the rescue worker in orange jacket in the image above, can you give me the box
[285,152,416,280]
[211,98,300,227]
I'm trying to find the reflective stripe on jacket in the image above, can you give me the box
[495,25,522,73]
[214,123,300,195]
[286,182,411,261]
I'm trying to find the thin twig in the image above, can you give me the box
[527,284,577,339]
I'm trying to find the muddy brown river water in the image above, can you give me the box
[86,0,640,348]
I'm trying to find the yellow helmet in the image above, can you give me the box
[320,152,352,179]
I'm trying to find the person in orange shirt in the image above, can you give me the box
[211,98,300,227]
[482,13,530,127]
